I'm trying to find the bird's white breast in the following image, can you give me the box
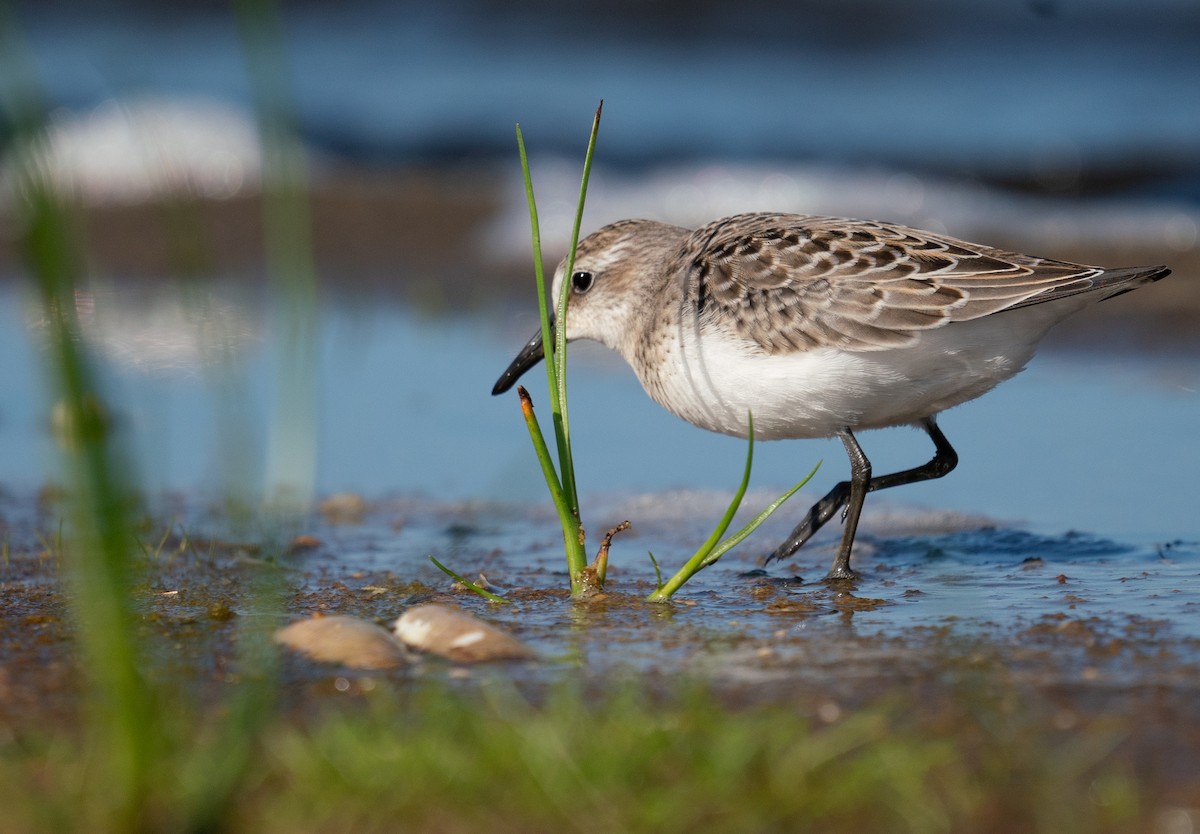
[635,308,1062,440]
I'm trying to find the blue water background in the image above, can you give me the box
[9,0,1200,187]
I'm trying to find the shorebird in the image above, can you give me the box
[493,213,1170,580]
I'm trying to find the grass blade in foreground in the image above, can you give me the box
[513,103,602,595]
[1,17,156,828]
[179,3,315,828]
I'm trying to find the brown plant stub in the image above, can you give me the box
[589,520,631,587]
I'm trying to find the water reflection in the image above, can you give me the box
[65,283,262,373]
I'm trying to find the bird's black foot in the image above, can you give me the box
[823,564,859,583]
[822,544,859,583]
[764,487,848,564]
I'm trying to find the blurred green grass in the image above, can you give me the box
[1,0,316,829]
[0,677,1145,834]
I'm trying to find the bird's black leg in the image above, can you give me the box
[767,417,959,580]
[829,428,871,580]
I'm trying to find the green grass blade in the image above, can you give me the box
[518,387,587,587]
[429,556,512,604]
[516,122,586,590]
[515,124,561,415]
[552,101,603,516]
[647,413,756,600]
[647,551,664,590]
[647,415,816,601]
[1,15,159,825]
[514,107,603,595]
[699,461,821,569]
[699,411,757,559]
[159,6,309,831]
[236,0,319,514]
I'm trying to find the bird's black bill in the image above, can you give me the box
[492,327,550,395]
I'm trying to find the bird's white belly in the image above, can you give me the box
[639,314,1050,440]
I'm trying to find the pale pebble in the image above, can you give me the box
[394,604,535,663]
[274,614,408,670]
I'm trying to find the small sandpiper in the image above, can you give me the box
[493,212,1171,580]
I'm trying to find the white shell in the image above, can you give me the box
[394,604,535,662]
[274,614,407,669]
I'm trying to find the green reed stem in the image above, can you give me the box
[514,105,603,595]
[236,0,319,515]
[514,125,560,434]
[1,18,154,825]
[168,3,316,830]
[518,386,587,589]
[552,101,603,517]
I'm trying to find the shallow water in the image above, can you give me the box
[3,280,1198,543]
[64,487,1193,690]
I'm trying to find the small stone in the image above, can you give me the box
[287,535,321,554]
[274,614,407,669]
[393,603,535,663]
[816,701,842,723]
[319,493,368,524]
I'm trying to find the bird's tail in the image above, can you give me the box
[1093,264,1172,303]
[1012,263,1171,311]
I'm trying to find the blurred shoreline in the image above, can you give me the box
[1,163,1196,355]
[5,0,1198,355]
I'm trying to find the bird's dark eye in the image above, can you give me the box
[571,271,594,294]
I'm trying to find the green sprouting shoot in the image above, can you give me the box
[429,555,512,605]
[647,414,819,602]
[647,551,664,591]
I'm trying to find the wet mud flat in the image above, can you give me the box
[2,489,1199,826]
